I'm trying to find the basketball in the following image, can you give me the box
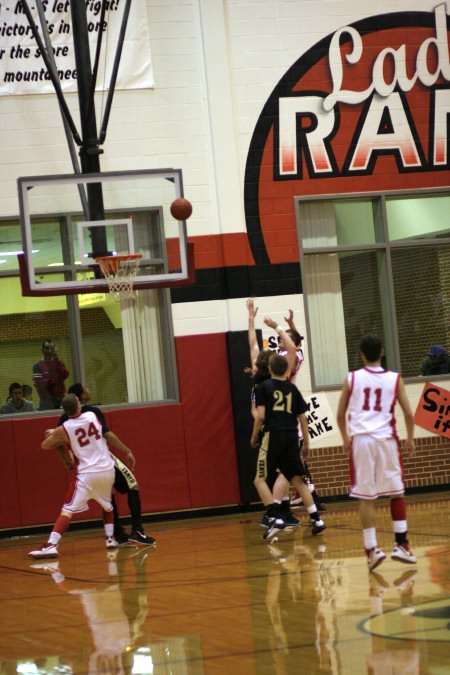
[170,198,193,220]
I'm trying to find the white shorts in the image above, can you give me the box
[349,434,404,500]
[63,468,115,513]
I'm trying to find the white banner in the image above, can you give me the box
[0,0,154,96]
[304,393,337,447]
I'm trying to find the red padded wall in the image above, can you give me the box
[0,420,22,528]
[0,333,241,531]
[11,413,69,527]
[176,333,241,507]
[106,404,190,514]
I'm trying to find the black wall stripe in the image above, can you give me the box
[171,262,302,303]
[226,330,261,505]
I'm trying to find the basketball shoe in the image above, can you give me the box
[129,530,156,546]
[262,518,286,541]
[114,526,131,544]
[105,536,119,549]
[311,520,326,536]
[29,543,58,559]
[366,547,386,571]
[391,542,417,564]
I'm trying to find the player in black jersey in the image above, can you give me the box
[251,354,326,540]
[246,299,301,528]
[56,383,156,547]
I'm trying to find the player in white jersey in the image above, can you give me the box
[278,309,326,512]
[337,334,416,571]
[29,394,117,559]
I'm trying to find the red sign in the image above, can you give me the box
[414,383,450,439]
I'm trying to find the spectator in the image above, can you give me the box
[1,383,35,414]
[420,345,450,376]
[22,384,34,402]
[32,339,69,410]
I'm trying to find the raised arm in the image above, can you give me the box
[246,298,260,370]
[263,315,297,376]
[284,309,297,332]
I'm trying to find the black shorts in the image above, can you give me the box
[255,429,307,482]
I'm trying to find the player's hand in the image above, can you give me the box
[263,315,277,329]
[301,443,310,460]
[44,428,54,438]
[284,309,294,324]
[243,366,253,374]
[250,435,259,448]
[126,450,136,469]
[342,437,351,455]
[246,298,258,319]
[404,440,415,458]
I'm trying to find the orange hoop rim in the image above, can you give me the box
[95,254,142,264]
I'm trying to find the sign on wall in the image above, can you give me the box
[414,383,450,439]
[244,3,450,266]
[0,0,154,96]
[304,393,337,447]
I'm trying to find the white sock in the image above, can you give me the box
[105,523,114,537]
[48,532,61,546]
[363,527,377,550]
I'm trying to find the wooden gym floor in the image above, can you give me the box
[0,492,449,674]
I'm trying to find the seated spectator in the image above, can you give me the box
[1,383,35,414]
[22,384,34,402]
[420,345,450,376]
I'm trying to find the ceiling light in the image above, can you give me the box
[0,249,39,256]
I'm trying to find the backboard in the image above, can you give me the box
[17,168,194,296]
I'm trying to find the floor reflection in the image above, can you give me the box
[0,494,448,674]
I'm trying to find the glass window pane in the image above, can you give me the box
[386,194,450,241]
[392,244,450,377]
[79,288,177,405]
[298,199,377,249]
[0,220,23,272]
[0,276,73,414]
[303,251,385,387]
[32,218,66,269]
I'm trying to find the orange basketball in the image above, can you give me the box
[170,198,193,220]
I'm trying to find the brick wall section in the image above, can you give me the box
[0,308,113,343]
[306,436,450,497]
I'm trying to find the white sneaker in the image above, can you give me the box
[105,536,119,549]
[367,547,386,571]
[29,543,58,559]
[391,543,417,564]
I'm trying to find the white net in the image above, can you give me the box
[95,254,142,300]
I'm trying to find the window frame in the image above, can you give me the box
[0,210,179,415]
[296,187,450,391]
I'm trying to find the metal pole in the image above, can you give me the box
[70,0,108,259]
[35,0,89,220]
[99,0,132,143]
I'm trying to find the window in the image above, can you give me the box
[297,192,450,388]
[0,213,178,415]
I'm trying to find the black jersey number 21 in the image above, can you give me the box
[273,390,293,413]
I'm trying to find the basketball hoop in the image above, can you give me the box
[95,254,142,300]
